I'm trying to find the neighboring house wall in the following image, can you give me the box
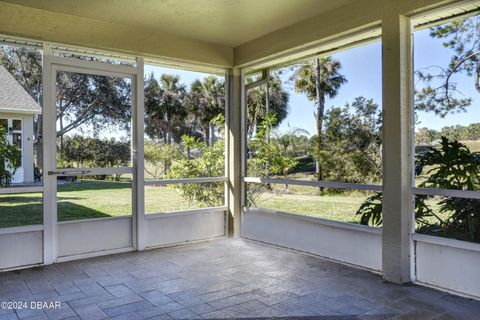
[0,112,36,183]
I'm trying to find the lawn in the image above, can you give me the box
[0,178,369,228]
[0,179,446,229]
[0,180,216,228]
[254,191,368,224]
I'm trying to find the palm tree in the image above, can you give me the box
[246,73,289,138]
[186,76,225,145]
[144,73,188,144]
[290,57,347,191]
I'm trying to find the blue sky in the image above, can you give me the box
[144,27,479,137]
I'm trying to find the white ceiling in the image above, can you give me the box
[3,0,356,47]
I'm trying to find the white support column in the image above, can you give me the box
[226,68,242,237]
[224,70,230,237]
[381,10,414,283]
[42,43,57,264]
[133,57,146,250]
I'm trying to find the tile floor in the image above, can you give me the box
[0,238,479,319]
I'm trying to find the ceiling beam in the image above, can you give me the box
[233,0,462,68]
[0,1,233,68]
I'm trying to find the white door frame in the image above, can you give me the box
[42,44,145,264]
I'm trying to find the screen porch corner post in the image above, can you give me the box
[381,8,415,284]
[226,68,243,237]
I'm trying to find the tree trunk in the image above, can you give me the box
[204,127,210,146]
[34,115,43,170]
[209,122,215,146]
[59,115,64,153]
[475,62,480,94]
[315,58,325,194]
[265,83,270,143]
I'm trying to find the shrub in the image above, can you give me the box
[0,127,21,187]
[356,137,480,243]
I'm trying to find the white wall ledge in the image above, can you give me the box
[145,207,227,219]
[413,233,480,253]
[242,208,382,271]
[58,215,132,224]
[0,224,43,235]
[245,207,382,235]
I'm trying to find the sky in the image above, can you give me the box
[143,25,479,137]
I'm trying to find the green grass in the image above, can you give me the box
[0,178,448,229]
[0,180,213,228]
[462,140,480,152]
[254,191,368,223]
[0,178,369,228]
[247,172,376,224]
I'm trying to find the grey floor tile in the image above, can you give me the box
[104,285,135,298]
[102,300,152,317]
[140,290,175,306]
[0,238,476,320]
[44,303,76,320]
[167,308,199,319]
[185,303,216,315]
[71,303,108,320]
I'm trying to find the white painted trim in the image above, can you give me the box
[51,46,135,65]
[238,69,248,235]
[0,186,42,194]
[240,70,247,209]
[145,235,227,250]
[414,234,480,300]
[57,215,131,225]
[245,207,382,234]
[48,167,132,176]
[413,233,480,252]
[242,27,382,73]
[380,12,414,284]
[145,207,227,219]
[52,64,134,82]
[414,280,480,301]
[145,177,226,185]
[43,48,139,264]
[49,56,137,77]
[0,34,226,76]
[244,177,382,191]
[242,208,382,271]
[134,57,145,251]
[55,247,134,263]
[0,224,43,235]
[145,209,226,248]
[144,57,225,76]
[224,69,230,238]
[42,44,57,265]
[411,1,480,29]
[0,262,44,273]
[243,237,382,275]
[0,108,41,115]
[413,187,480,199]
[224,68,242,236]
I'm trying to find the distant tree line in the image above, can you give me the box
[416,123,480,145]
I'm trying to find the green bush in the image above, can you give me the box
[0,127,21,187]
[168,135,225,207]
[357,137,480,243]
